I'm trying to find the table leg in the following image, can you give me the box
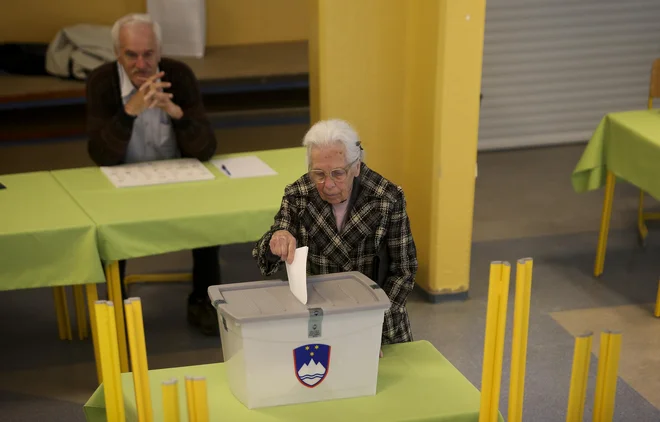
[637,190,648,246]
[594,171,616,277]
[53,287,72,341]
[73,285,88,340]
[106,261,129,373]
[85,283,102,384]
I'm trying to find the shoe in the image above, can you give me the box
[187,296,220,337]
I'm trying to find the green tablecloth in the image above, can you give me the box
[0,172,105,291]
[572,109,660,199]
[83,340,501,422]
[52,148,307,262]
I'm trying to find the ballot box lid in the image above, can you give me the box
[208,271,391,323]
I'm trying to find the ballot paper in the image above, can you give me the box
[100,159,215,188]
[211,156,278,179]
[286,246,309,304]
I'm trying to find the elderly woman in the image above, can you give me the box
[252,119,418,345]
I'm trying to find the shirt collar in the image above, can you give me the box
[117,62,136,99]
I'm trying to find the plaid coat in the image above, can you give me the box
[252,163,418,345]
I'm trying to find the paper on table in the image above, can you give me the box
[211,156,278,179]
[100,158,215,188]
[286,246,308,304]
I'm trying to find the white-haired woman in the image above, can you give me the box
[253,119,418,346]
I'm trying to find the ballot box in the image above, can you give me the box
[208,271,391,409]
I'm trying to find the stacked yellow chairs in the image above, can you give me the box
[53,270,191,344]
[93,297,210,422]
[479,259,623,421]
[53,285,92,342]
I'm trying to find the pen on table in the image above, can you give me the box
[221,165,231,176]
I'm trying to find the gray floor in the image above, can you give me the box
[1,139,660,421]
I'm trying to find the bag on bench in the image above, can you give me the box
[45,24,115,81]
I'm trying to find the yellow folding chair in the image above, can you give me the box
[124,272,192,293]
[637,58,660,246]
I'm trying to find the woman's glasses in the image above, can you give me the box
[309,158,359,184]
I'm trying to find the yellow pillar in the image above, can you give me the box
[309,0,485,300]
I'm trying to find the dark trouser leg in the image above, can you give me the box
[190,245,221,301]
[187,246,221,336]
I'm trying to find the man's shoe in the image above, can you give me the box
[187,297,220,336]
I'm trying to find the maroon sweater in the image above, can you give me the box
[85,58,217,166]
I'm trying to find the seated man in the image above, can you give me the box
[85,14,219,335]
[253,119,418,346]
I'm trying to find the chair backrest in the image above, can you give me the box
[649,58,660,108]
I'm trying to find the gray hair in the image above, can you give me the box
[302,119,365,167]
[111,14,162,52]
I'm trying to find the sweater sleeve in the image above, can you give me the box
[252,190,301,276]
[85,67,136,166]
[169,62,217,161]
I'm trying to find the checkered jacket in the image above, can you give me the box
[252,163,418,345]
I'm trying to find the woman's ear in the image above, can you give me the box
[354,161,361,177]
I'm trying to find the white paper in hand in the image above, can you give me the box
[286,246,308,304]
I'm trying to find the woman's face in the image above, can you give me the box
[309,145,360,204]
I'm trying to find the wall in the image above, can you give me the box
[309,0,485,298]
[0,0,309,46]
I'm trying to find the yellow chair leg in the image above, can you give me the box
[566,332,593,422]
[125,298,154,422]
[479,261,512,422]
[508,258,533,422]
[106,261,130,373]
[53,288,67,341]
[592,331,610,422]
[86,284,103,385]
[123,272,193,296]
[593,331,622,422]
[594,171,616,277]
[600,331,622,421]
[73,285,88,340]
[655,280,660,318]
[162,379,181,422]
[95,301,126,422]
[53,287,72,341]
[192,377,210,422]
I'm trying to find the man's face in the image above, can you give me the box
[116,23,160,88]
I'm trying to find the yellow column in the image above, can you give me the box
[310,0,485,299]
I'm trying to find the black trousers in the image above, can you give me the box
[118,245,221,301]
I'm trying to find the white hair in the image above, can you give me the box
[302,119,365,168]
[111,14,162,52]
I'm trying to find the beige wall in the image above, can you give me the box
[0,0,309,46]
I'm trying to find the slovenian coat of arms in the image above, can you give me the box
[293,343,331,388]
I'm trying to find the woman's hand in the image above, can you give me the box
[269,230,297,264]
